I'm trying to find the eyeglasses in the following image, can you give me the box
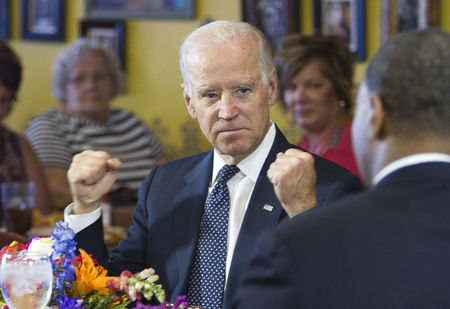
[0,96,15,106]
[68,72,111,85]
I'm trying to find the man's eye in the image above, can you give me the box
[203,93,217,99]
[238,88,250,95]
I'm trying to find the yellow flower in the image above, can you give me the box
[71,249,119,298]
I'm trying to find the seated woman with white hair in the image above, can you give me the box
[26,38,165,210]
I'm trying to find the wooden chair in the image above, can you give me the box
[0,231,28,247]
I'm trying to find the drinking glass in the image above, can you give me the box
[0,182,35,235]
[0,252,53,309]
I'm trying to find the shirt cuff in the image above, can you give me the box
[64,203,102,234]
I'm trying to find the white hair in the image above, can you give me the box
[52,38,125,103]
[179,20,274,95]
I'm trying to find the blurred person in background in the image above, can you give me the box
[26,38,165,210]
[0,38,52,215]
[275,34,360,178]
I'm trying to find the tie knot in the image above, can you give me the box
[217,165,240,184]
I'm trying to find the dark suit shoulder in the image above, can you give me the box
[307,153,364,205]
[138,150,212,191]
[157,150,211,172]
[311,151,359,180]
[278,168,450,243]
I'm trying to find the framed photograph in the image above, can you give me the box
[85,0,195,19]
[381,0,440,44]
[80,19,125,69]
[0,0,10,39]
[21,0,64,41]
[314,0,365,60]
[242,0,299,49]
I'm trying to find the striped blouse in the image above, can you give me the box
[25,108,163,191]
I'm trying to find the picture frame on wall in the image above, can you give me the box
[381,0,440,44]
[80,19,126,70]
[314,0,365,60]
[85,0,195,20]
[0,0,10,39]
[21,0,65,41]
[242,0,299,50]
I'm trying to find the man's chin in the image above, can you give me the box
[215,142,256,162]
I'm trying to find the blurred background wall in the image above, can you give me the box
[5,0,450,160]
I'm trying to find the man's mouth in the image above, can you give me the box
[217,128,245,135]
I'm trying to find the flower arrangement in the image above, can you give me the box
[0,222,189,309]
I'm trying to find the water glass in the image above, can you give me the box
[0,251,53,309]
[0,182,35,235]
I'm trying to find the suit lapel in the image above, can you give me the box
[233,127,293,251]
[171,151,213,297]
[224,127,293,306]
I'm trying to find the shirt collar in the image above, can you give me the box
[212,122,276,184]
[372,152,450,185]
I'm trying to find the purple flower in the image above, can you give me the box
[172,295,188,308]
[51,220,77,295]
[52,239,77,259]
[55,295,85,309]
[132,296,188,309]
[51,221,75,241]
[134,302,168,309]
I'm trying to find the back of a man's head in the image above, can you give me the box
[365,28,450,138]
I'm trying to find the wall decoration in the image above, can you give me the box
[21,0,65,41]
[314,0,365,60]
[381,0,440,44]
[0,0,10,39]
[80,19,125,69]
[242,0,299,49]
[85,0,195,19]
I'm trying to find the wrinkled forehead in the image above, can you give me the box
[185,39,261,81]
[186,37,257,63]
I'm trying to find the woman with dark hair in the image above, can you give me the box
[275,34,360,178]
[0,38,52,215]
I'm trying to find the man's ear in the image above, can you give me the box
[370,93,388,140]
[181,83,197,119]
[267,68,278,106]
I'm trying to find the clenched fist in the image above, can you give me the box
[267,148,317,218]
[67,150,121,214]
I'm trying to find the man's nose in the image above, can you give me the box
[218,94,239,120]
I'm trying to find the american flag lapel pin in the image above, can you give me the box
[263,204,274,212]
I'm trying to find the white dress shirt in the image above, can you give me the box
[372,152,450,185]
[211,122,276,282]
[65,123,277,281]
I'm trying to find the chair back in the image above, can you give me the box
[0,231,28,248]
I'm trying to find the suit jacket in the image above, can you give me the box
[233,162,450,309]
[75,127,363,308]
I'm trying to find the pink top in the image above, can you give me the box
[298,122,361,179]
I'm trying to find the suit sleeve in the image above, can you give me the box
[312,152,364,208]
[319,172,364,206]
[74,166,160,276]
[232,231,296,309]
[74,216,108,264]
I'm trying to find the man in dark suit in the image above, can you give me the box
[233,28,450,309]
[66,21,362,309]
